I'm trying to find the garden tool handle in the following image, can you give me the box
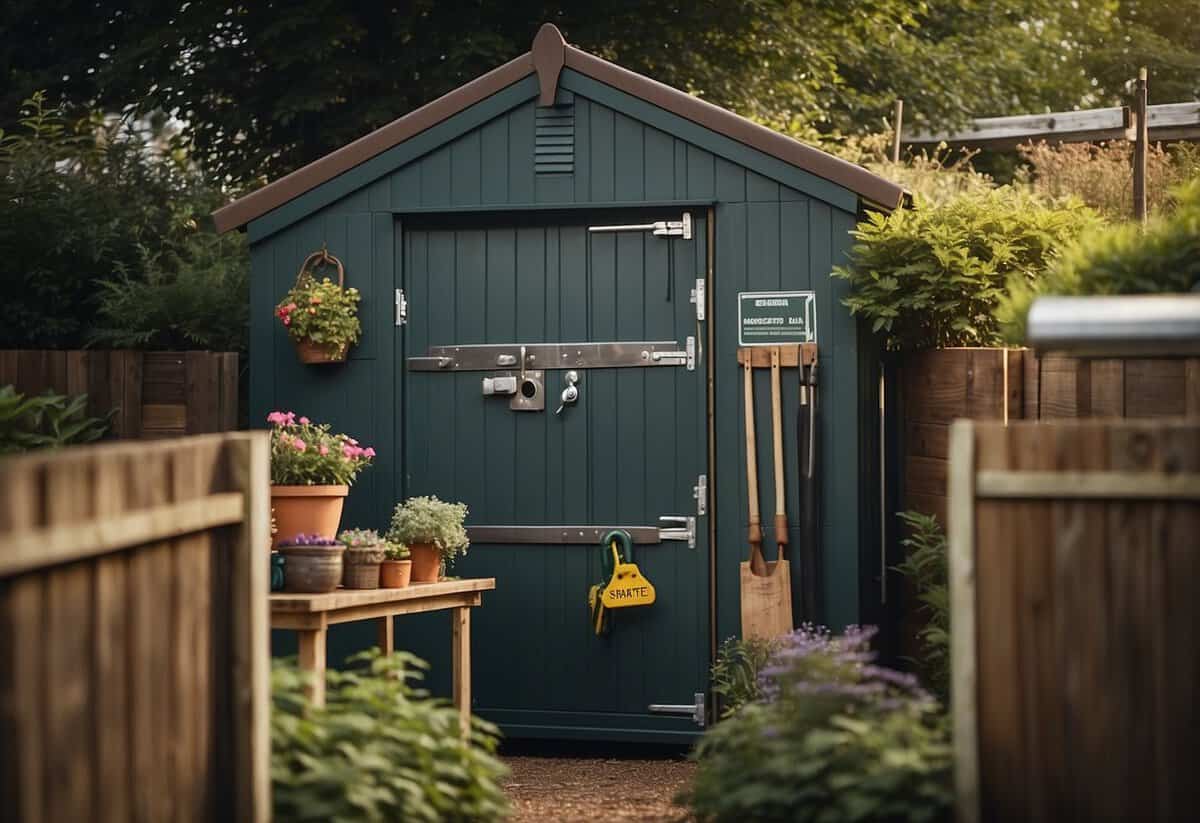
[743,361,764,553]
[296,247,345,288]
[770,347,788,555]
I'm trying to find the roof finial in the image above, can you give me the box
[532,23,566,106]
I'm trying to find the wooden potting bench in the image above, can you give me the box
[269,578,496,734]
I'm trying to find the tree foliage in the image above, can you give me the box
[5,1,1184,189]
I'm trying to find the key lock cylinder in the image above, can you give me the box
[481,348,581,415]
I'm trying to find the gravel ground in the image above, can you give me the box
[502,743,695,822]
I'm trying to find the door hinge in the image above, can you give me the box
[587,212,692,240]
[694,474,707,516]
[648,692,706,727]
[394,288,408,326]
[690,278,706,321]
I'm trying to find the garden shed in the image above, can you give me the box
[215,23,904,742]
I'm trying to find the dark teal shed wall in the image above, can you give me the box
[250,78,874,668]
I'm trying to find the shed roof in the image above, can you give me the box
[212,24,904,233]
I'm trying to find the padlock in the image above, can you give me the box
[599,531,655,609]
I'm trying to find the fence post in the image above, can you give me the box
[948,420,979,823]
[1133,67,1148,223]
[892,99,904,163]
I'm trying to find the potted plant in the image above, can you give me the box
[268,411,374,547]
[277,534,344,593]
[386,496,469,583]
[339,528,386,589]
[379,541,412,588]
[276,249,362,363]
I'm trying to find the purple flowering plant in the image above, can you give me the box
[267,410,375,486]
[279,533,342,547]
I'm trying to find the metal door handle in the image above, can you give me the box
[555,370,580,414]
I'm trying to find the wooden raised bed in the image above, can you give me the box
[0,350,239,439]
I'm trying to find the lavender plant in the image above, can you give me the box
[684,625,952,823]
[279,534,341,547]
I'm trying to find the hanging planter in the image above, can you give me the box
[268,411,375,547]
[276,247,362,364]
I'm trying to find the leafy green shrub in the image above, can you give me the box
[895,511,950,700]
[387,496,470,563]
[1001,178,1200,342]
[711,636,779,717]
[684,626,952,823]
[833,190,1102,350]
[271,651,509,822]
[89,232,250,352]
[0,384,112,453]
[0,93,246,348]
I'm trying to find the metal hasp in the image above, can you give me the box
[394,288,408,326]
[588,212,692,239]
[690,279,706,321]
[694,474,707,516]
[658,516,696,549]
[408,340,695,372]
[1027,294,1200,357]
[648,692,706,727]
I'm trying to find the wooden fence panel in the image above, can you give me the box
[0,350,238,439]
[949,420,1200,823]
[0,433,270,823]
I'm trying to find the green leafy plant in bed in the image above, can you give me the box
[833,189,1101,351]
[1000,178,1200,342]
[894,511,951,700]
[271,650,509,822]
[0,384,112,453]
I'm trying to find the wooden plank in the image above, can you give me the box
[0,493,245,577]
[905,492,948,525]
[1124,359,1186,417]
[377,617,394,655]
[0,350,18,385]
[1005,349,1025,421]
[140,403,188,431]
[903,105,1133,148]
[966,349,1008,419]
[1038,355,1085,419]
[269,577,498,613]
[185,352,220,434]
[1023,351,1041,420]
[905,421,950,460]
[271,591,485,628]
[2,577,47,823]
[735,343,817,368]
[219,352,239,431]
[122,351,144,438]
[141,352,187,386]
[902,349,969,424]
[947,421,979,823]
[91,451,131,823]
[225,433,271,823]
[42,456,96,823]
[1088,359,1125,417]
[87,352,115,435]
[451,607,471,738]
[975,470,1200,498]
[17,350,51,396]
[65,351,88,398]
[296,629,327,707]
[1187,360,1200,417]
[905,455,948,497]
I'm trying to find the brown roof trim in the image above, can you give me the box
[532,23,566,105]
[210,52,535,233]
[562,46,904,210]
[213,24,903,233]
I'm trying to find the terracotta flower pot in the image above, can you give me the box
[408,543,442,583]
[293,338,348,364]
[270,484,348,547]
[278,544,344,593]
[342,546,386,589]
[380,559,412,588]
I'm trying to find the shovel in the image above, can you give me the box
[740,349,795,640]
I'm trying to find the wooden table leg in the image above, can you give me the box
[451,606,471,739]
[297,627,327,707]
[377,615,394,655]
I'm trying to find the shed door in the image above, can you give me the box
[401,210,708,740]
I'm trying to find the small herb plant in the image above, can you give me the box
[711,636,780,717]
[387,496,469,562]
[383,541,410,561]
[279,534,342,547]
[276,269,361,359]
[894,511,950,700]
[337,528,381,548]
[267,410,374,486]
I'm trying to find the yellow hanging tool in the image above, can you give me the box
[600,531,656,609]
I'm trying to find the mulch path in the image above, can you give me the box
[502,745,695,822]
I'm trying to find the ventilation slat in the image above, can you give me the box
[535,102,574,177]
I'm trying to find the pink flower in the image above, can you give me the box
[343,444,355,458]
[363,447,376,458]
[319,445,329,456]
[283,316,291,326]
[266,411,288,425]
[292,438,306,451]
[348,438,358,446]
[299,416,310,425]
[286,302,297,312]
